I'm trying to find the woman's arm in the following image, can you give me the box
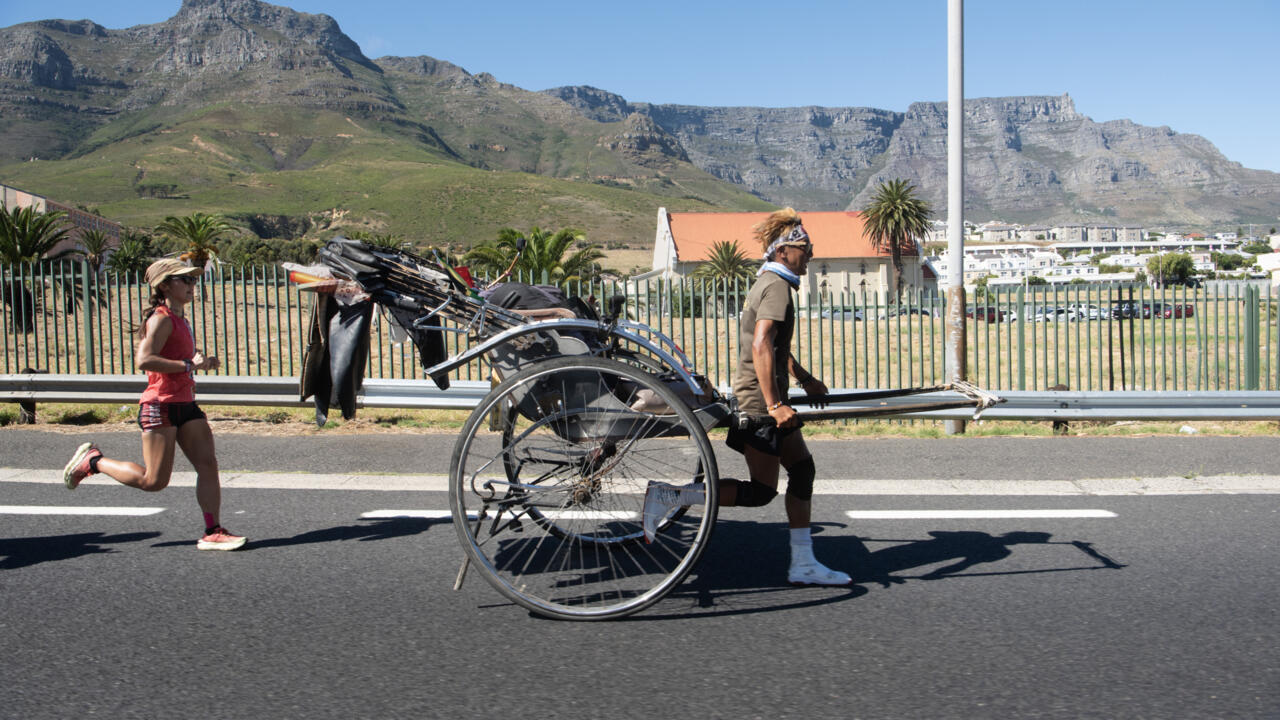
[136,313,186,373]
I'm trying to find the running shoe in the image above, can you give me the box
[642,482,679,544]
[641,481,704,543]
[788,562,853,587]
[63,442,101,490]
[197,526,247,551]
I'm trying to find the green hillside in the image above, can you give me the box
[0,103,774,251]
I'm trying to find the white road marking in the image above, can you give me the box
[540,510,636,520]
[361,510,458,519]
[0,505,165,516]
[845,509,1117,519]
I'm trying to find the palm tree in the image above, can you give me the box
[76,229,113,273]
[0,206,74,332]
[155,212,236,268]
[860,179,932,300]
[0,205,72,263]
[692,239,757,282]
[464,227,606,287]
[692,239,757,316]
[106,229,154,275]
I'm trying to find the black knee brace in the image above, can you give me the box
[730,479,778,507]
[784,457,816,501]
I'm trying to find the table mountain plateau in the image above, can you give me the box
[2,0,1277,238]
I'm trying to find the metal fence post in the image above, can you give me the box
[81,259,95,374]
[1245,284,1260,390]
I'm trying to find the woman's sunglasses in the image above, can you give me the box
[172,276,198,286]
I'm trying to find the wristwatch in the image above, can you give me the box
[183,359,194,373]
[768,400,785,411]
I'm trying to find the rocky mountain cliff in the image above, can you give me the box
[2,0,1278,230]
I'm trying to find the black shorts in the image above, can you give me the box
[137,401,207,431]
[726,419,803,457]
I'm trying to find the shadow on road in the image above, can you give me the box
[0,531,162,570]
[151,517,451,550]
[635,520,1125,621]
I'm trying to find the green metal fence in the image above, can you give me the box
[4,260,1279,392]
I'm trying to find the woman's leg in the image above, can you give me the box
[95,428,178,492]
[176,418,220,528]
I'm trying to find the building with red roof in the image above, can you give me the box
[650,207,935,304]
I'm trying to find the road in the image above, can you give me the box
[2,430,1278,719]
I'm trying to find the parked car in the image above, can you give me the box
[878,306,936,319]
[821,307,864,321]
[1162,304,1194,319]
[1030,306,1068,322]
[1109,302,1141,319]
[966,306,1006,323]
[1065,304,1102,321]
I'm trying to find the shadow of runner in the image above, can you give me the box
[0,531,162,570]
[151,517,451,550]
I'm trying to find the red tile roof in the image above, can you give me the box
[667,210,916,262]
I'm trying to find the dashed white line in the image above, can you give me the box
[845,509,1117,520]
[0,505,165,516]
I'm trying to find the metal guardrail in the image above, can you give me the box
[5,373,1280,422]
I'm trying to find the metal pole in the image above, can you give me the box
[944,0,967,434]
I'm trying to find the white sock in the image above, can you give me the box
[790,527,817,567]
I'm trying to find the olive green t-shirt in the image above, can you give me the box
[732,271,795,415]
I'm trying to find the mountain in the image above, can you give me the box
[1,0,1277,251]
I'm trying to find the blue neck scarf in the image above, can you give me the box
[758,261,800,289]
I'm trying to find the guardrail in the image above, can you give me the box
[5,373,1280,422]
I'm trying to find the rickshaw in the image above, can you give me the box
[297,237,1001,620]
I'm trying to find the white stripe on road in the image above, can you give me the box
[0,505,165,516]
[845,509,1117,519]
[362,510,457,519]
[360,509,635,520]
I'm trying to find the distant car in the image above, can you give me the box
[877,306,935,319]
[1162,304,1194,319]
[966,306,1006,323]
[1066,304,1101,321]
[821,308,864,321]
[1031,306,1067,322]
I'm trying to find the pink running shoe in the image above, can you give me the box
[62,442,101,490]
[197,526,247,551]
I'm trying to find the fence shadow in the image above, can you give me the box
[0,531,162,570]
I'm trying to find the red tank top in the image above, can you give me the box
[139,305,197,403]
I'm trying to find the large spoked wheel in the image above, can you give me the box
[450,355,719,620]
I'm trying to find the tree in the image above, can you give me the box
[106,229,155,275]
[76,229,113,273]
[1241,241,1273,255]
[1147,252,1194,287]
[464,227,605,287]
[692,240,757,282]
[861,179,932,300]
[0,205,72,263]
[155,212,237,268]
[0,206,75,332]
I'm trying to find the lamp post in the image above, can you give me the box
[944,0,967,434]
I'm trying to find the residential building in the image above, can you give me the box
[650,208,934,305]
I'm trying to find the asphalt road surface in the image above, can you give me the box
[2,430,1278,719]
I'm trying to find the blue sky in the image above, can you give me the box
[4,0,1278,172]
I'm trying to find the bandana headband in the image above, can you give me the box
[763,224,810,261]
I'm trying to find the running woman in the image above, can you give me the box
[62,258,245,551]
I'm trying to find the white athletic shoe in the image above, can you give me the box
[641,481,705,544]
[642,482,681,544]
[788,562,852,587]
